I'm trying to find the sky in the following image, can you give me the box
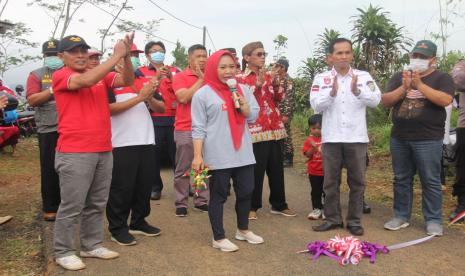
[2,0,465,88]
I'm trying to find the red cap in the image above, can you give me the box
[130,44,143,53]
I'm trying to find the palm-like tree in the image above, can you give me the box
[314,28,341,60]
[351,4,411,78]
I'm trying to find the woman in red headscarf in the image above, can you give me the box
[191,50,263,252]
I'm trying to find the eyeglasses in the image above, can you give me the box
[255,52,268,58]
[149,50,165,54]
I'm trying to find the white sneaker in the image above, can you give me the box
[80,247,119,260]
[307,209,323,220]
[212,239,239,252]
[55,255,86,271]
[235,230,264,244]
[384,218,410,231]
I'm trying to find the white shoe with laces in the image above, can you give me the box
[80,247,119,260]
[55,255,86,271]
[235,230,264,244]
[212,238,239,252]
[307,209,323,220]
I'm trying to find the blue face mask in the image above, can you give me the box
[130,57,141,69]
[150,52,165,64]
[44,56,64,70]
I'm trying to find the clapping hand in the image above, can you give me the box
[411,71,424,90]
[139,79,158,101]
[330,75,338,97]
[256,68,265,88]
[351,74,359,95]
[402,71,412,91]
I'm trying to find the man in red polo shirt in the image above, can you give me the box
[136,41,180,200]
[52,34,135,271]
[172,44,208,217]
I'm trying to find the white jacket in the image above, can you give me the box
[310,68,381,143]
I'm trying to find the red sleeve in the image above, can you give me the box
[172,73,187,93]
[302,137,311,155]
[52,67,76,92]
[104,72,118,89]
[26,73,42,99]
[0,86,15,97]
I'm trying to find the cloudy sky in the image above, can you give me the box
[2,0,465,87]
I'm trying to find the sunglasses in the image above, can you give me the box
[255,52,268,58]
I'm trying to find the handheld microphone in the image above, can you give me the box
[226,78,241,112]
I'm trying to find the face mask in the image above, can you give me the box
[44,56,64,70]
[130,57,141,69]
[150,52,165,64]
[408,58,430,72]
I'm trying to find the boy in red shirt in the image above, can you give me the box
[52,34,135,271]
[302,114,325,220]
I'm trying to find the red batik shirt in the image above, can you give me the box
[236,68,287,143]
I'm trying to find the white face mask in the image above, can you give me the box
[408,58,430,72]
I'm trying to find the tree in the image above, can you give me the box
[293,57,326,112]
[314,28,341,60]
[0,21,40,76]
[273,34,288,60]
[437,50,465,73]
[351,4,411,80]
[97,0,130,53]
[28,0,163,54]
[171,40,188,69]
[27,0,91,39]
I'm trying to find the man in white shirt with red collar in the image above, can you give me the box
[310,38,381,236]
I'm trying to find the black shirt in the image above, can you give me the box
[385,70,455,140]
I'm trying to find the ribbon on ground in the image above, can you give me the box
[386,235,435,250]
[299,236,388,266]
[448,210,465,226]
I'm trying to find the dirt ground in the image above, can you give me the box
[0,138,43,275]
[1,136,465,275]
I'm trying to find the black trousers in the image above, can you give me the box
[209,165,254,241]
[309,175,325,209]
[453,128,465,197]
[251,140,288,211]
[106,145,155,235]
[38,132,60,212]
[152,125,176,193]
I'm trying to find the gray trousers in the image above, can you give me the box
[54,152,113,258]
[174,131,209,208]
[322,143,367,226]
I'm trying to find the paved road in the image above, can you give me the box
[45,168,465,275]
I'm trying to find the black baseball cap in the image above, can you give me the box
[58,35,90,52]
[42,39,60,54]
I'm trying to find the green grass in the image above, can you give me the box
[291,109,314,137]
[368,123,392,155]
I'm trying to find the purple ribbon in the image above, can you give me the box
[361,242,389,263]
[305,241,389,265]
[307,241,341,262]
